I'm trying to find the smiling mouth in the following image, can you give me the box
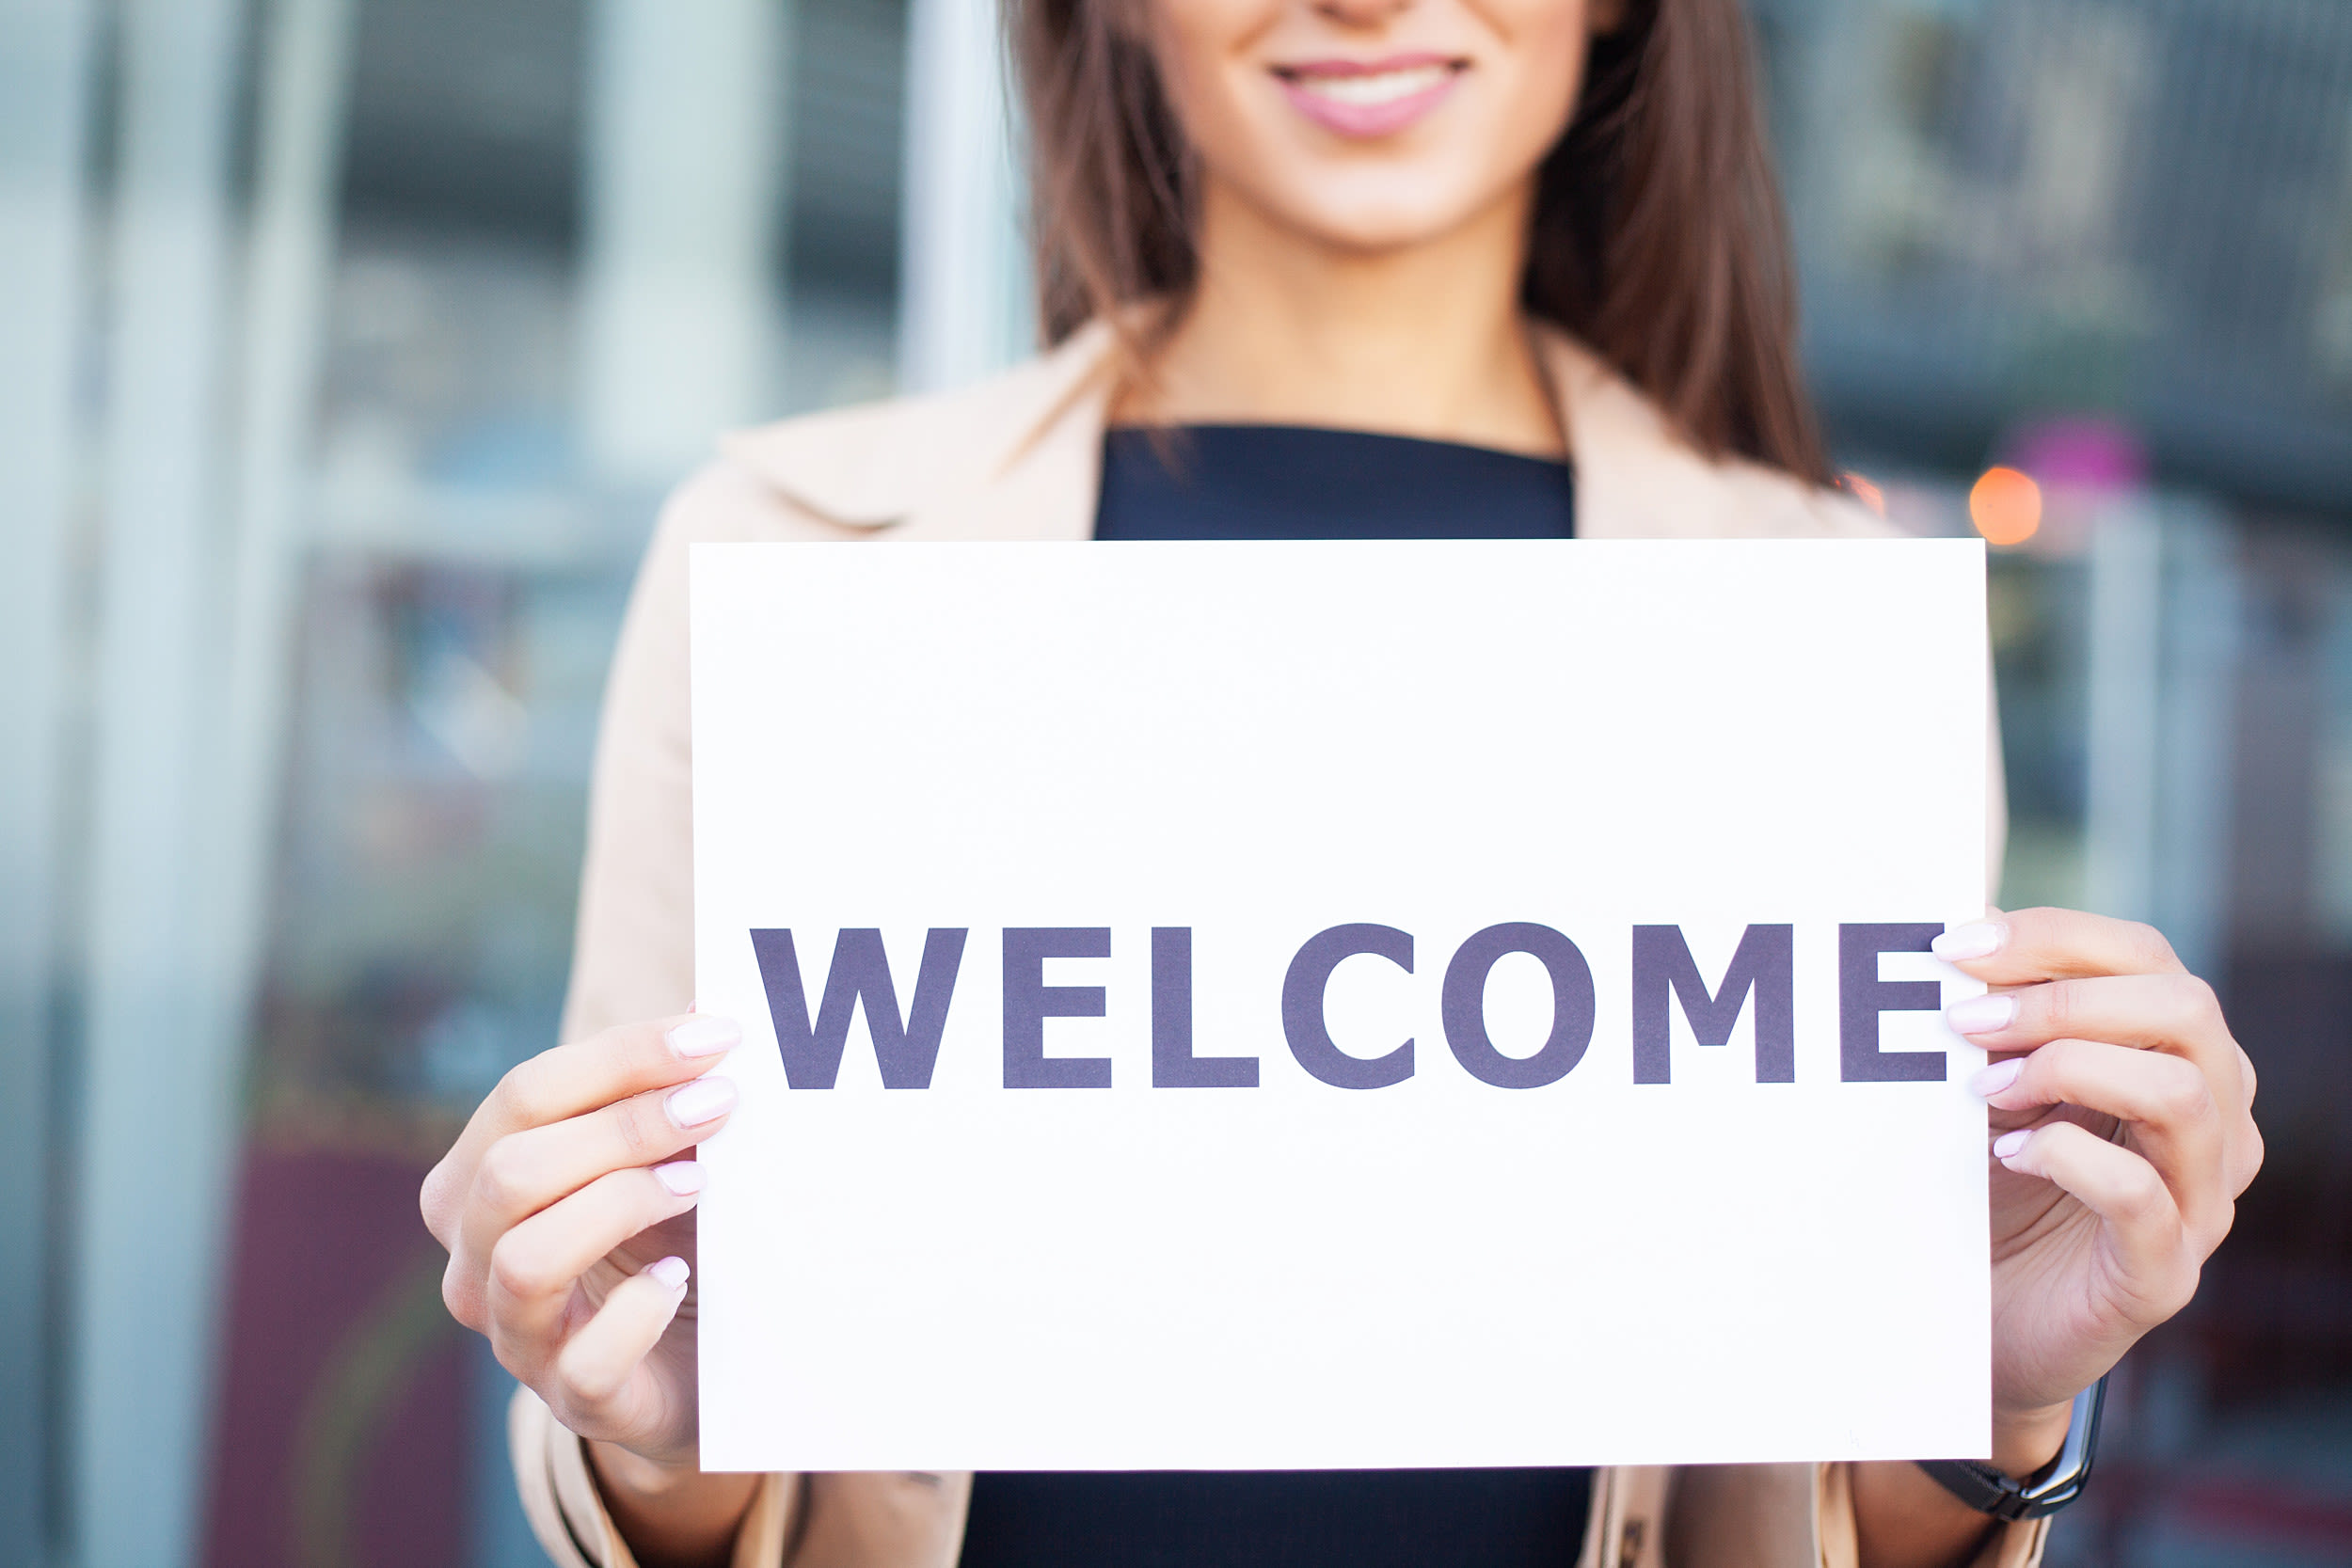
[1271,55,1467,136]
[1277,60,1459,107]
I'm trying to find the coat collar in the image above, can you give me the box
[718,319,1862,543]
[718,321,1119,543]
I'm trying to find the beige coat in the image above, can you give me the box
[515,321,2036,1568]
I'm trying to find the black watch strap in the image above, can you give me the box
[1916,1377,2106,1522]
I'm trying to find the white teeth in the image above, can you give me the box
[1295,64,1451,107]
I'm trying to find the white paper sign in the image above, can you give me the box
[691,538,1991,1474]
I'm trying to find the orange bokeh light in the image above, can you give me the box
[1969,467,2042,546]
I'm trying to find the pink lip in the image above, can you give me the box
[1273,53,1464,139]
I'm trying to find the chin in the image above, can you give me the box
[1217,136,1480,239]
[1273,183,1510,254]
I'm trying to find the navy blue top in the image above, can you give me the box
[1092,423,1576,541]
[960,1468,1597,1568]
[956,425,1586,1568]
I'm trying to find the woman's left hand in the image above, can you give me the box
[1934,906,2264,1470]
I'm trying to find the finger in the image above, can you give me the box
[485,1162,707,1378]
[2229,1046,2264,1200]
[1971,1040,2228,1245]
[1945,971,2227,1060]
[1992,1121,2199,1323]
[458,1076,739,1278]
[550,1256,691,1424]
[1947,960,2263,1216]
[1931,908,2184,985]
[1947,971,2252,1180]
[423,1012,739,1246]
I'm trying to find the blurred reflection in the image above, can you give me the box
[4,2,2349,1566]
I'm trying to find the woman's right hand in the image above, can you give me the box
[421,1012,742,1476]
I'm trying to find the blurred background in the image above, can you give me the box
[0,0,2346,1563]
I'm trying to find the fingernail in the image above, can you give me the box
[653,1159,705,1196]
[1992,1129,2032,1160]
[1969,1058,2024,1098]
[666,1076,738,1128]
[647,1256,690,1291]
[1947,994,2018,1035]
[669,1016,739,1058]
[1932,922,2008,961]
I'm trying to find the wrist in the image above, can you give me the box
[588,1438,707,1499]
[1988,1402,2074,1480]
[587,1440,762,1567]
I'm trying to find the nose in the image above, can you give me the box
[1312,0,1417,28]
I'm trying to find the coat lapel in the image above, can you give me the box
[720,317,1871,546]
[718,322,1116,544]
[1534,328,1880,542]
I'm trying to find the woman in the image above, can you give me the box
[421,0,2263,1564]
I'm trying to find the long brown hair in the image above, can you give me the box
[1009,0,1835,485]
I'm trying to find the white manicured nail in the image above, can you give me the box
[666,1077,738,1128]
[1932,922,2007,961]
[1968,1058,2024,1098]
[654,1160,705,1196]
[1947,994,2018,1035]
[648,1256,691,1291]
[669,1016,740,1058]
[1992,1129,2032,1160]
